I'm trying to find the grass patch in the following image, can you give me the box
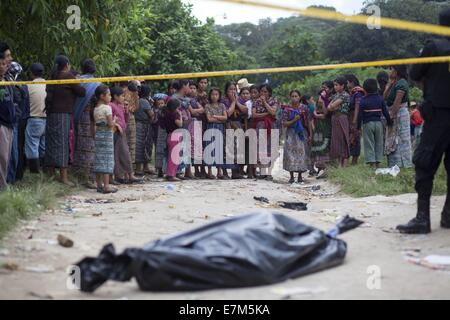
[328,161,447,198]
[0,174,72,240]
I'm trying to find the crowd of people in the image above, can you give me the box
[1,41,423,193]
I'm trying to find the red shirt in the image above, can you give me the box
[411,109,424,126]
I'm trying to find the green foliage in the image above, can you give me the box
[0,0,132,75]
[322,0,450,62]
[0,0,237,85]
[0,174,71,240]
[327,160,447,198]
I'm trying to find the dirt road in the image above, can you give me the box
[1,168,450,300]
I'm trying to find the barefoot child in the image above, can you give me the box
[205,88,228,179]
[92,85,117,193]
[109,86,142,184]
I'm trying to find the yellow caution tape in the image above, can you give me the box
[1,56,449,86]
[216,0,450,37]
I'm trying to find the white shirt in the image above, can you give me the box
[27,78,47,118]
[245,100,253,119]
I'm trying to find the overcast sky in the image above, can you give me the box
[184,0,366,25]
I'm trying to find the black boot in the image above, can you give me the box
[396,198,431,234]
[441,197,450,229]
[28,159,40,174]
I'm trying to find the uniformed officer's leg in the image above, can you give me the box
[441,147,450,228]
[397,113,444,234]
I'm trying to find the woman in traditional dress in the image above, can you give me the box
[252,84,279,181]
[384,65,413,168]
[221,81,248,179]
[72,59,100,189]
[328,76,351,167]
[45,55,85,186]
[282,90,311,184]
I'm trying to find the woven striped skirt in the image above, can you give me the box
[135,121,153,164]
[330,113,350,160]
[73,110,95,175]
[126,113,136,164]
[94,126,114,174]
[114,132,133,177]
[386,106,413,168]
[45,113,70,168]
[155,126,168,171]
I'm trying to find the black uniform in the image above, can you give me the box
[397,36,450,234]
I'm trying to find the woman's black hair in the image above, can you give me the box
[81,58,96,74]
[127,81,138,92]
[334,76,348,88]
[322,80,334,90]
[301,95,312,104]
[289,90,301,98]
[208,87,222,102]
[167,80,176,92]
[259,84,273,97]
[249,84,259,92]
[110,86,124,101]
[345,74,360,86]
[0,42,10,56]
[166,98,181,112]
[392,65,408,80]
[225,81,237,97]
[51,55,70,79]
[139,85,151,99]
[363,79,379,95]
[91,84,110,106]
[239,87,250,95]
[197,77,208,84]
[377,71,389,85]
[173,79,189,91]
[189,80,198,88]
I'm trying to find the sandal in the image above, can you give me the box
[103,187,118,194]
[165,176,181,182]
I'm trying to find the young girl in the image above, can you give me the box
[312,81,333,178]
[162,98,183,182]
[221,81,248,179]
[92,85,117,194]
[135,85,154,175]
[283,90,311,184]
[239,87,252,178]
[205,88,228,180]
[252,84,279,181]
[246,85,260,179]
[109,86,142,184]
[153,94,168,178]
[172,79,195,180]
[187,81,205,178]
[328,77,351,167]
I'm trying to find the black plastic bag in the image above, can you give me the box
[75,212,362,293]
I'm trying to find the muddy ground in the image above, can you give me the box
[1,165,449,300]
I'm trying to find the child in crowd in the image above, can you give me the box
[205,88,228,179]
[187,81,205,178]
[92,85,117,194]
[154,94,169,178]
[162,98,183,182]
[109,86,142,184]
[358,79,393,168]
[135,85,154,175]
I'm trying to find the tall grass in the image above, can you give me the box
[328,161,447,198]
[0,174,72,240]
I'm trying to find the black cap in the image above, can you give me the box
[30,63,44,76]
[439,8,450,27]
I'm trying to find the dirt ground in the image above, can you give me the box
[1,163,450,300]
